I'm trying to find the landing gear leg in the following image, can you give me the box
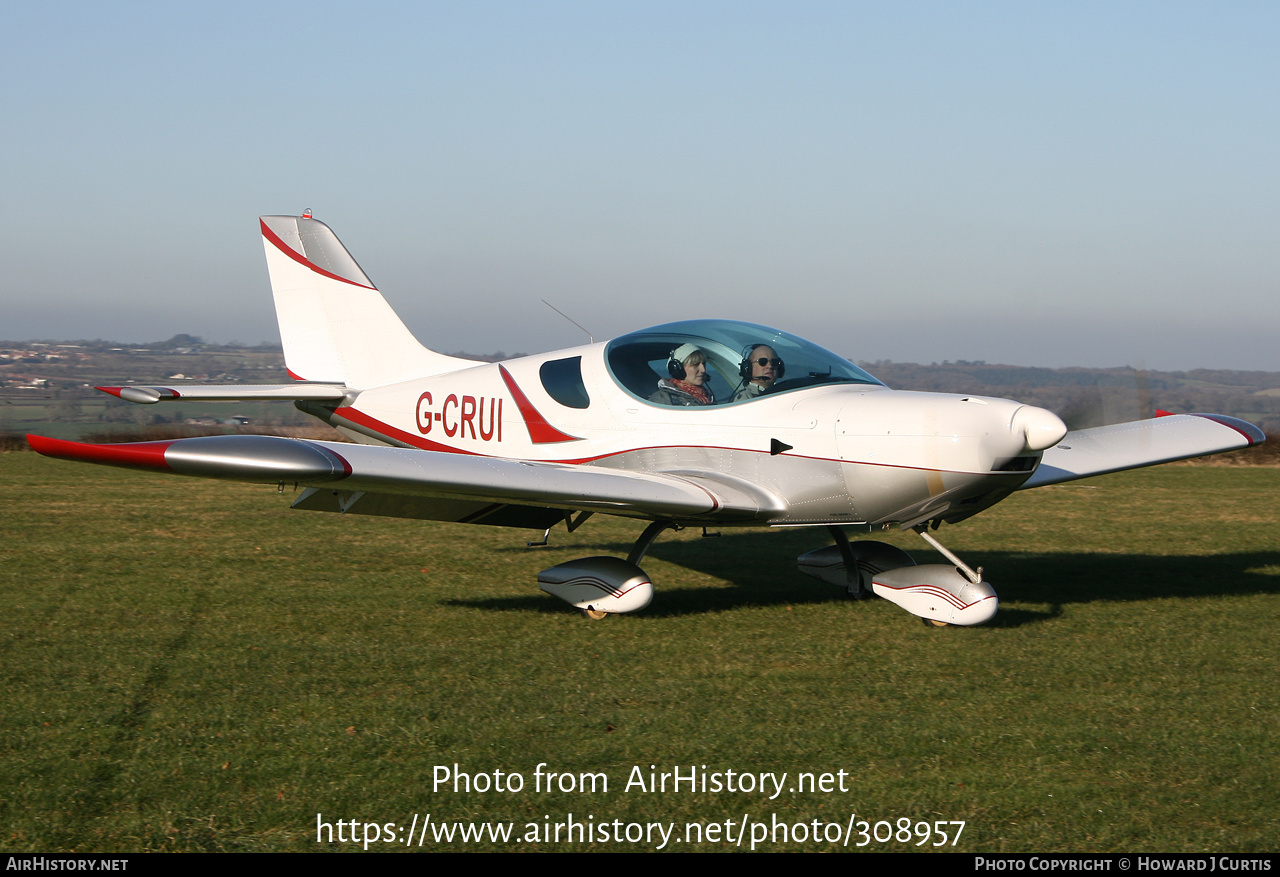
[796,535,914,595]
[877,525,995,627]
[913,525,983,585]
[628,520,676,566]
[826,525,861,596]
[577,521,675,619]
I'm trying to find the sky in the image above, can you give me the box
[2,1,1277,370]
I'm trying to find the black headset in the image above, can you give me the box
[667,343,700,380]
[739,343,785,382]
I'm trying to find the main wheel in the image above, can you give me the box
[923,617,949,628]
[583,608,609,620]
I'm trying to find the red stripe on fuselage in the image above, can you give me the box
[335,406,487,455]
[329,406,1000,482]
[497,365,582,444]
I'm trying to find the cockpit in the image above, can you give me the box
[604,319,883,406]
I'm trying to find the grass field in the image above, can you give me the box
[0,397,315,441]
[2,452,1277,852]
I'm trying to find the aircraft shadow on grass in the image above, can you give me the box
[444,530,1280,627]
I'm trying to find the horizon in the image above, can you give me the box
[3,3,1277,372]
[5,332,1280,377]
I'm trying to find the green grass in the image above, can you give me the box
[2,454,1277,852]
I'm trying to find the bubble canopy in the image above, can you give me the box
[604,319,883,405]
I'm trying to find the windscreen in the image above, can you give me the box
[605,319,882,406]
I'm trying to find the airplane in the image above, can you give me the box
[27,213,1266,626]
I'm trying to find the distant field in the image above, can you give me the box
[2,454,1277,852]
[6,337,1280,436]
[0,396,317,441]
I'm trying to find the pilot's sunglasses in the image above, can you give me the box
[754,358,783,367]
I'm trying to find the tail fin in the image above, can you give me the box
[260,214,475,388]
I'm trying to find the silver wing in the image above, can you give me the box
[1020,413,1264,489]
[26,434,785,528]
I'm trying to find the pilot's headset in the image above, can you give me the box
[667,343,702,381]
[739,343,785,382]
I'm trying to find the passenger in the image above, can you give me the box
[650,344,715,406]
[733,344,784,401]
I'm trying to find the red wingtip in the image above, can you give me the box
[1155,409,1176,417]
[96,386,125,398]
[26,435,174,471]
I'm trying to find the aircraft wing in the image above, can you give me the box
[26,434,785,524]
[96,384,347,404]
[1020,413,1264,489]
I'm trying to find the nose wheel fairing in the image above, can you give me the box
[798,528,999,626]
[870,564,998,626]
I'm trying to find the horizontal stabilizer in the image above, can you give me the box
[28,434,787,524]
[96,384,347,404]
[1021,413,1264,489]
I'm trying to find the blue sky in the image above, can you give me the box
[3,1,1277,369]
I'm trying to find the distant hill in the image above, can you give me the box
[4,338,1277,438]
[859,360,1280,433]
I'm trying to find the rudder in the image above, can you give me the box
[260,214,474,388]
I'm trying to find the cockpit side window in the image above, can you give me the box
[608,341,672,399]
[539,356,590,409]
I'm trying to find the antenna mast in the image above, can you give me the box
[541,300,594,343]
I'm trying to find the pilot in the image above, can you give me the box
[650,344,715,406]
[733,344,783,401]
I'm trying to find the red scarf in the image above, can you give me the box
[671,380,712,404]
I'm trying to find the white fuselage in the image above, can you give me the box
[321,341,1047,530]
